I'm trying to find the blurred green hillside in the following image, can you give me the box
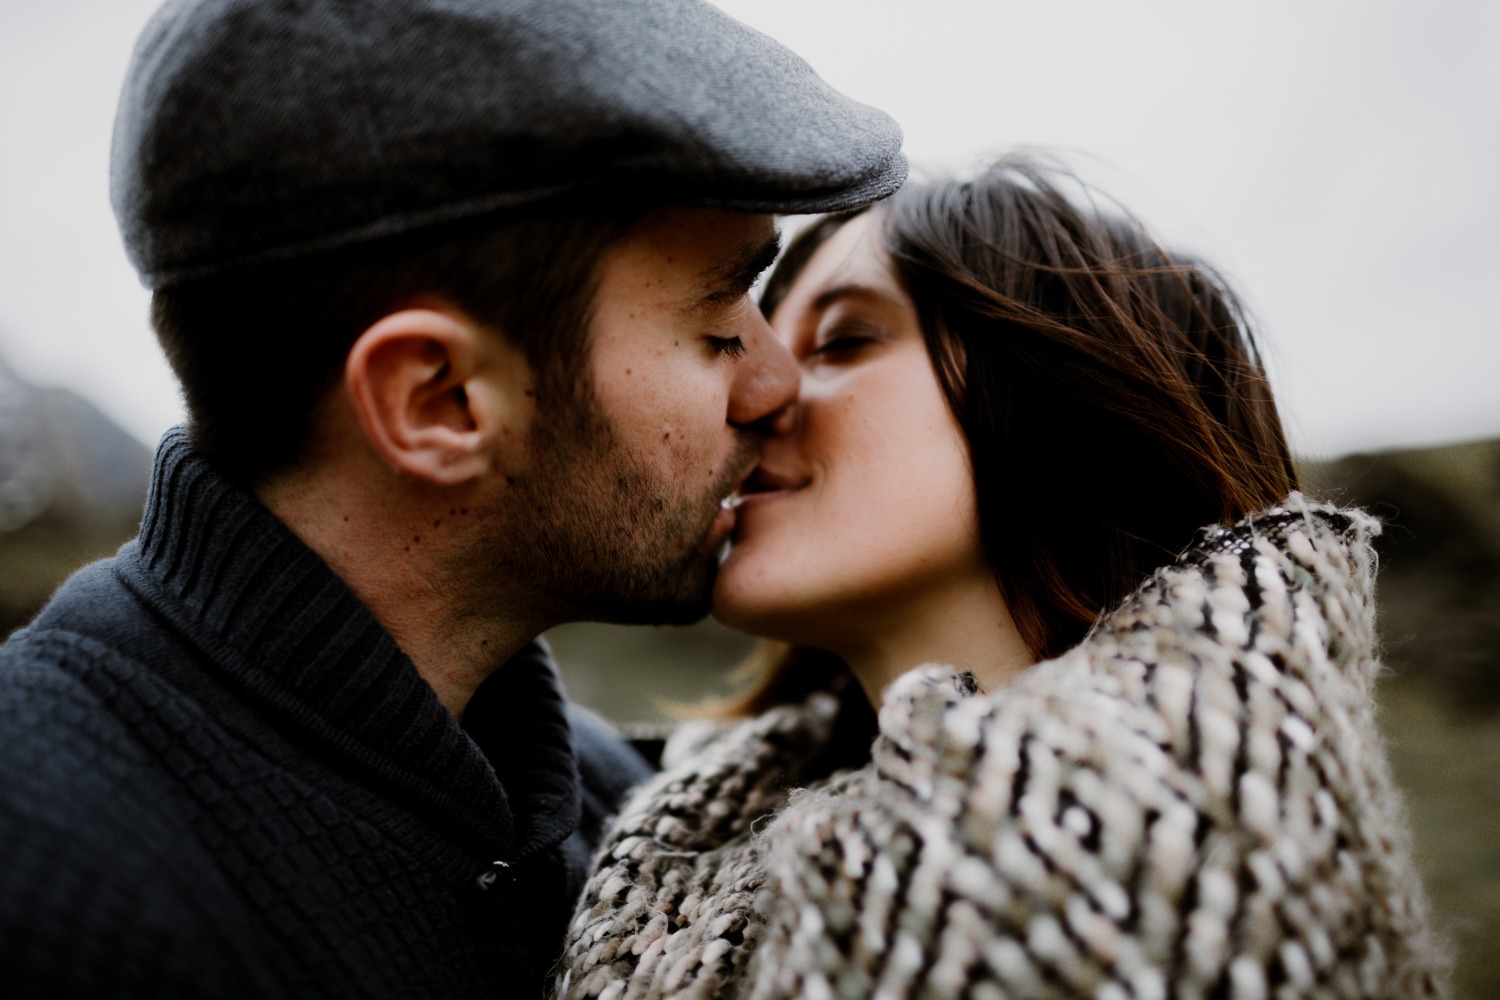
[1299,439,1500,998]
[4,434,1496,996]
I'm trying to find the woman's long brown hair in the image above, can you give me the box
[722,153,1298,717]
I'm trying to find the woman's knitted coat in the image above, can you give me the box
[554,497,1448,999]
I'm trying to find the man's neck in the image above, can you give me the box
[256,463,547,720]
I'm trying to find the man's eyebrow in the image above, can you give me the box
[700,231,784,303]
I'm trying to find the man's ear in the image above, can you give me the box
[344,307,520,486]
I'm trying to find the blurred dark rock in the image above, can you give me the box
[0,358,151,634]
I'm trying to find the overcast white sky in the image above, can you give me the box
[1,0,1496,459]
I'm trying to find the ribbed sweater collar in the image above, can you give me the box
[120,428,580,861]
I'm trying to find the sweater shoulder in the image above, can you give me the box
[0,625,272,997]
[0,617,157,779]
[0,610,214,877]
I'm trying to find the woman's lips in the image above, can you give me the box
[728,467,808,513]
[735,487,789,507]
[744,465,803,492]
[721,465,804,512]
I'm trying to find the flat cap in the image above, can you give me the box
[111,0,907,288]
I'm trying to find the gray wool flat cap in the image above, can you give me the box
[111,0,907,288]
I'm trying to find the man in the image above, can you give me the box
[0,0,905,996]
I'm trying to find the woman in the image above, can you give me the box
[554,155,1446,998]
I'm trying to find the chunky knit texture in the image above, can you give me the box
[555,496,1449,999]
[0,429,652,998]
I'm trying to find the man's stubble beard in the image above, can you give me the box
[494,384,753,626]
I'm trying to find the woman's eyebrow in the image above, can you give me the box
[699,231,784,304]
[810,282,906,313]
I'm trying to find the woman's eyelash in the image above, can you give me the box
[809,315,885,354]
[811,337,862,355]
[810,328,877,355]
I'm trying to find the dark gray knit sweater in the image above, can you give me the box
[0,429,652,998]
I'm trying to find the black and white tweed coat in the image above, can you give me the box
[555,497,1448,999]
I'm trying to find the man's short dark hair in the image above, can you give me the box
[150,205,643,487]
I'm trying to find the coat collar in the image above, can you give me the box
[121,428,580,860]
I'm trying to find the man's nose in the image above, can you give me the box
[727,308,799,430]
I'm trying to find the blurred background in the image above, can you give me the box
[1,0,1495,993]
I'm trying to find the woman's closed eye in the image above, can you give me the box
[808,320,883,362]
